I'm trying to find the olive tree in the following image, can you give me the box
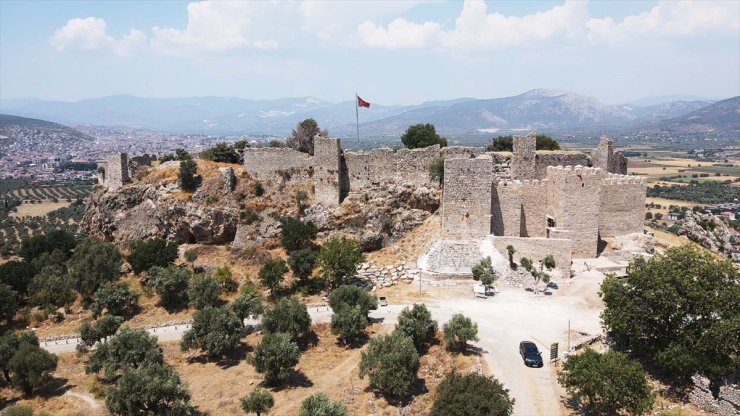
[358,331,419,395]
[241,388,274,416]
[148,265,191,310]
[8,342,58,396]
[90,282,139,318]
[443,314,479,353]
[396,304,438,352]
[181,306,243,358]
[431,371,514,416]
[85,327,163,379]
[188,274,222,309]
[318,237,364,289]
[251,332,301,386]
[106,363,197,416]
[261,297,311,343]
[67,238,122,300]
[299,393,349,416]
[127,238,178,274]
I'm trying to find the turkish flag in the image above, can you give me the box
[357,96,370,108]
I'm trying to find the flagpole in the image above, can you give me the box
[355,93,360,143]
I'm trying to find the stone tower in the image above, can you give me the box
[511,132,536,180]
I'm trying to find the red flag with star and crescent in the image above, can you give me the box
[357,96,370,108]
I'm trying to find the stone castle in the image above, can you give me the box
[101,133,646,277]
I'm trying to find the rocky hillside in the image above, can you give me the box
[81,160,440,250]
[677,211,735,257]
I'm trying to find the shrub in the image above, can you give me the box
[179,159,198,191]
[241,388,274,416]
[90,283,139,318]
[431,371,514,416]
[200,142,240,163]
[299,393,349,416]
[487,134,560,152]
[148,265,191,309]
[396,304,438,351]
[127,238,178,274]
[559,349,654,416]
[3,406,34,416]
[359,331,419,395]
[261,297,311,343]
[258,259,288,295]
[181,306,243,357]
[443,314,479,353]
[280,217,318,252]
[401,124,447,149]
[253,181,265,197]
[251,332,300,386]
[213,265,238,293]
[428,157,445,185]
[318,237,365,289]
[184,248,198,264]
[188,274,222,309]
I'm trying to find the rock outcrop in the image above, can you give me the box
[678,211,734,257]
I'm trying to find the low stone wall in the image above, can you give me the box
[689,375,740,416]
[419,240,483,276]
[489,236,572,275]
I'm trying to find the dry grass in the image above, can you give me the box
[9,201,72,217]
[367,214,441,267]
[4,323,484,416]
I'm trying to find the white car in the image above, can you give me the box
[378,296,388,306]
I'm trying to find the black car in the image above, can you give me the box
[519,341,544,367]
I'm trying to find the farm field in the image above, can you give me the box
[627,157,739,186]
[10,200,73,217]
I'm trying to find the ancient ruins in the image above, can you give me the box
[100,133,646,279]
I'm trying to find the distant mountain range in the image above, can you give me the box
[1,90,737,139]
[0,114,94,143]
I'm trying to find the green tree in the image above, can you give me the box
[230,290,263,327]
[200,142,240,163]
[148,265,192,310]
[0,283,18,325]
[400,123,448,149]
[506,245,516,267]
[251,332,301,386]
[213,265,238,293]
[86,327,163,379]
[28,264,76,309]
[67,238,122,301]
[558,349,654,416]
[520,257,533,271]
[0,331,39,383]
[175,148,192,161]
[600,245,740,383]
[0,260,37,298]
[127,238,178,274]
[106,363,197,416]
[258,259,288,296]
[542,254,556,271]
[188,274,222,309]
[431,371,514,416]
[288,248,318,282]
[8,342,58,395]
[280,217,318,252]
[181,306,243,357]
[288,118,328,155]
[328,285,378,316]
[396,304,438,352]
[472,257,496,287]
[331,305,368,344]
[90,282,139,318]
[261,297,311,343]
[299,393,350,416]
[318,237,365,289]
[20,229,77,261]
[79,315,124,349]
[241,388,274,416]
[359,331,419,395]
[179,159,198,191]
[443,314,479,353]
[428,157,445,185]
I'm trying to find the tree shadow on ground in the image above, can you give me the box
[38,376,71,399]
[368,316,385,324]
[369,378,429,408]
[334,333,369,349]
[267,369,313,391]
[184,342,253,369]
[297,331,319,351]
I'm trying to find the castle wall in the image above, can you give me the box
[511,134,536,180]
[344,145,440,189]
[535,153,590,179]
[599,174,647,237]
[313,137,342,205]
[442,156,493,239]
[520,180,548,237]
[546,166,605,258]
[242,147,311,180]
[491,181,521,237]
[105,153,130,190]
[489,236,572,275]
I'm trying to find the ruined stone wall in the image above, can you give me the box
[599,174,647,237]
[535,153,590,179]
[491,181,522,237]
[344,145,440,189]
[242,147,312,181]
[440,146,486,159]
[520,180,549,237]
[511,134,536,180]
[442,156,493,239]
[313,137,342,205]
[489,236,572,275]
[104,153,130,190]
[689,375,740,416]
[590,136,612,173]
[546,166,605,258]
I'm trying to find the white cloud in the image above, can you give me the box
[112,29,148,57]
[51,17,112,51]
[587,1,740,44]
[357,0,589,50]
[149,1,281,54]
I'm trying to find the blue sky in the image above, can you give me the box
[1,0,738,105]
